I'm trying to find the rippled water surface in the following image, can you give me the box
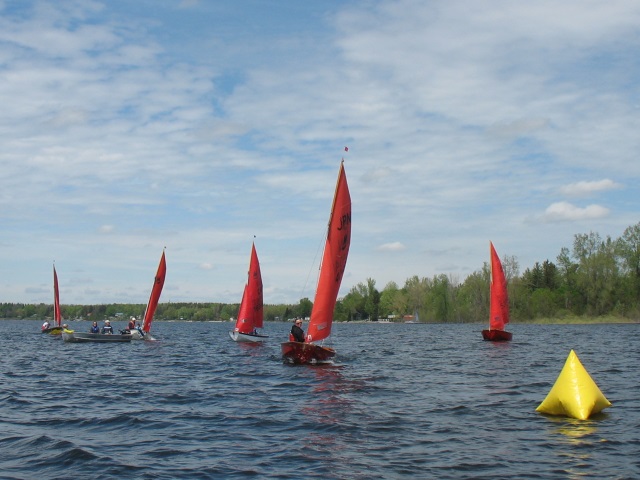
[1,320,638,479]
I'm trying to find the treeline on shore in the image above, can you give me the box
[4,223,640,324]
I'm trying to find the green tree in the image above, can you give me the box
[341,284,366,320]
[297,297,313,318]
[403,276,429,316]
[572,232,619,315]
[379,281,408,320]
[616,222,640,309]
[363,278,380,321]
[457,267,489,323]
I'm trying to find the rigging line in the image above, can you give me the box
[299,227,326,302]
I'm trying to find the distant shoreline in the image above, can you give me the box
[11,316,638,325]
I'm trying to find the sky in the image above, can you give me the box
[1,0,639,307]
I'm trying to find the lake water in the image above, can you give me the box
[0,320,638,479]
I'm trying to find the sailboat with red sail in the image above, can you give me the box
[229,242,268,342]
[42,264,63,335]
[482,242,512,341]
[131,249,166,340]
[281,160,351,364]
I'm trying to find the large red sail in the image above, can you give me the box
[234,243,264,333]
[305,162,351,343]
[489,242,509,330]
[53,265,61,327]
[143,250,166,333]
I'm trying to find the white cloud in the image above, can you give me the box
[376,242,406,252]
[559,179,623,197]
[541,202,610,222]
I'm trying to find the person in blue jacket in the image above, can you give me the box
[89,321,100,333]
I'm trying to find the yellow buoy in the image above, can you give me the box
[536,349,611,420]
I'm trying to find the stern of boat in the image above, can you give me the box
[281,341,336,364]
[481,329,512,341]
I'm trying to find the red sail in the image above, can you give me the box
[53,265,61,327]
[142,250,166,333]
[305,162,351,343]
[234,243,264,333]
[489,242,510,330]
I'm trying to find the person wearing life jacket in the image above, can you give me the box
[89,321,100,333]
[290,318,305,342]
[128,316,136,330]
[135,321,145,337]
[101,320,114,335]
[41,321,50,331]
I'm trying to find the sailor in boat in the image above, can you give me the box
[135,321,145,338]
[62,324,72,333]
[89,321,100,333]
[41,320,50,331]
[128,316,136,331]
[101,320,114,335]
[290,318,305,342]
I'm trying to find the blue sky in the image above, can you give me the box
[1,0,639,306]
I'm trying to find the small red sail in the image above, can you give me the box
[234,243,264,333]
[142,250,166,333]
[305,161,351,343]
[489,241,509,330]
[53,265,61,327]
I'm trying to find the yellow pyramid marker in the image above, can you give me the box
[536,350,611,420]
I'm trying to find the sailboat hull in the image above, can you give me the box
[482,329,512,341]
[229,331,268,343]
[128,329,155,341]
[62,331,132,343]
[42,327,63,335]
[281,341,335,364]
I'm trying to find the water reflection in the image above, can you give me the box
[546,417,605,479]
[235,341,264,354]
[549,417,599,445]
[295,365,349,466]
[302,365,349,425]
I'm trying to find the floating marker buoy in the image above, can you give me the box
[536,349,611,420]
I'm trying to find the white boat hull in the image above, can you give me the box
[229,330,268,343]
[128,329,154,341]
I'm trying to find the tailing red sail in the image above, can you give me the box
[53,264,61,327]
[305,161,351,343]
[142,250,166,333]
[489,241,509,330]
[234,242,264,333]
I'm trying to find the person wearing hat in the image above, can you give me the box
[101,320,114,335]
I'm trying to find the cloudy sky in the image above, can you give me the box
[1,0,639,306]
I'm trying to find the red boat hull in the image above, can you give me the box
[482,329,512,341]
[281,341,336,364]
